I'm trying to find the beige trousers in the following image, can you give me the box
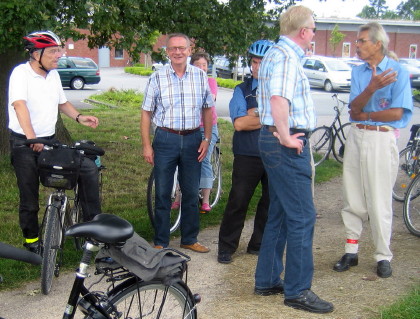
[341,125,398,262]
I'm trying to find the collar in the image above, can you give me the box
[279,36,305,59]
[25,61,45,78]
[168,63,191,76]
[363,55,388,72]
[251,77,258,91]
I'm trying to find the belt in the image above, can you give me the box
[264,125,311,138]
[355,124,392,132]
[158,127,200,136]
[10,131,55,140]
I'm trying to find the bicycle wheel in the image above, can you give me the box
[209,145,222,208]
[147,168,181,234]
[393,146,417,202]
[332,122,351,163]
[403,174,420,237]
[40,200,62,295]
[105,280,197,319]
[309,126,332,166]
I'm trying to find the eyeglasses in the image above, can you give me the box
[355,38,372,45]
[304,27,317,34]
[44,48,63,55]
[167,46,189,53]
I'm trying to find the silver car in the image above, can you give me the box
[302,56,352,92]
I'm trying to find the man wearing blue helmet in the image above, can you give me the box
[217,40,273,264]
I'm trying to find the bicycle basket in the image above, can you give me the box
[38,148,81,190]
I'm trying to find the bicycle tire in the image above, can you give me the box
[147,168,181,234]
[403,174,420,237]
[102,280,197,319]
[309,126,332,166]
[41,201,61,295]
[393,146,418,202]
[332,122,351,163]
[209,145,222,208]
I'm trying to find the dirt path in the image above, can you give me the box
[0,176,419,319]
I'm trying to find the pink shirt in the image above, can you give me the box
[201,77,218,127]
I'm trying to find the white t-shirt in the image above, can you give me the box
[8,62,67,137]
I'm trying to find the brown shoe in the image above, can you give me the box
[180,242,210,253]
[154,245,164,249]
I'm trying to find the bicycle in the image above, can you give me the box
[309,93,351,166]
[62,213,199,319]
[147,137,222,233]
[393,124,420,202]
[22,138,104,295]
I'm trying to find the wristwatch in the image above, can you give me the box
[203,137,210,143]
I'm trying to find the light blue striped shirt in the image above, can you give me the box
[258,36,316,130]
[142,63,214,130]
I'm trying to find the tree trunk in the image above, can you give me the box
[0,50,25,155]
[0,51,72,155]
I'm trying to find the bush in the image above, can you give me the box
[125,66,153,76]
[215,78,242,89]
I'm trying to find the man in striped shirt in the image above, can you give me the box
[141,33,214,253]
[254,6,333,314]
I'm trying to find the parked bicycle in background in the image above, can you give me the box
[309,93,351,166]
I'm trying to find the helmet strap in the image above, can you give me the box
[32,48,49,74]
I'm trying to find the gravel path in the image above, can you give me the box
[0,176,419,319]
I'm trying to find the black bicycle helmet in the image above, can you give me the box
[23,31,62,53]
[248,40,274,58]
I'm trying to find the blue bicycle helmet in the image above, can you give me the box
[248,40,274,58]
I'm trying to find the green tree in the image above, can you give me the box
[397,0,420,20]
[357,0,388,18]
[0,0,290,155]
[329,24,345,57]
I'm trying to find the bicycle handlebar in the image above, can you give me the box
[0,242,42,265]
[23,139,105,156]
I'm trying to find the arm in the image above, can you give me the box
[141,110,154,166]
[271,95,304,154]
[198,107,212,162]
[349,108,403,123]
[59,101,99,128]
[12,100,44,152]
[233,109,261,131]
[350,66,397,115]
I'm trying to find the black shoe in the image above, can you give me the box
[333,253,358,272]
[246,247,259,255]
[254,283,284,296]
[23,241,40,254]
[284,290,334,314]
[217,252,232,264]
[377,260,392,278]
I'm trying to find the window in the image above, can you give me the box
[409,44,417,59]
[115,48,124,59]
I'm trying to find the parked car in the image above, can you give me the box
[213,56,251,79]
[302,56,352,92]
[57,57,100,90]
[340,57,364,68]
[399,58,420,68]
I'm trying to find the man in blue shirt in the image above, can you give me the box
[333,22,412,278]
[141,33,214,253]
[217,40,273,264]
[254,6,333,314]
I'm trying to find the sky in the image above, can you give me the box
[298,0,402,19]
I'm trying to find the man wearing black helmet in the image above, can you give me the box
[217,40,273,264]
[8,31,102,253]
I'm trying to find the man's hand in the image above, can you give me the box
[30,143,44,153]
[142,144,154,166]
[273,132,305,154]
[197,140,209,162]
[78,115,99,128]
[349,109,369,121]
[367,66,397,93]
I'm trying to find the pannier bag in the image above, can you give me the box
[38,148,82,190]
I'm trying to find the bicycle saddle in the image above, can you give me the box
[65,214,134,244]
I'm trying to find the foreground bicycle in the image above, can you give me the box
[147,138,222,233]
[23,138,104,295]
[309,94,351,166]
[63,213,199,319]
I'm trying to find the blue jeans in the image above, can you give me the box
[153,127,202,246]
[199,125,219,189]
[255,126,316,299]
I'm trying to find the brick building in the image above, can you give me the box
[66,18,420,67]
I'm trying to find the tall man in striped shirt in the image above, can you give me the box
[141,33,214,253]
[254,6,334,314]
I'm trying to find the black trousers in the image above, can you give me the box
[10,134,102,239]
[218,154,269,254]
